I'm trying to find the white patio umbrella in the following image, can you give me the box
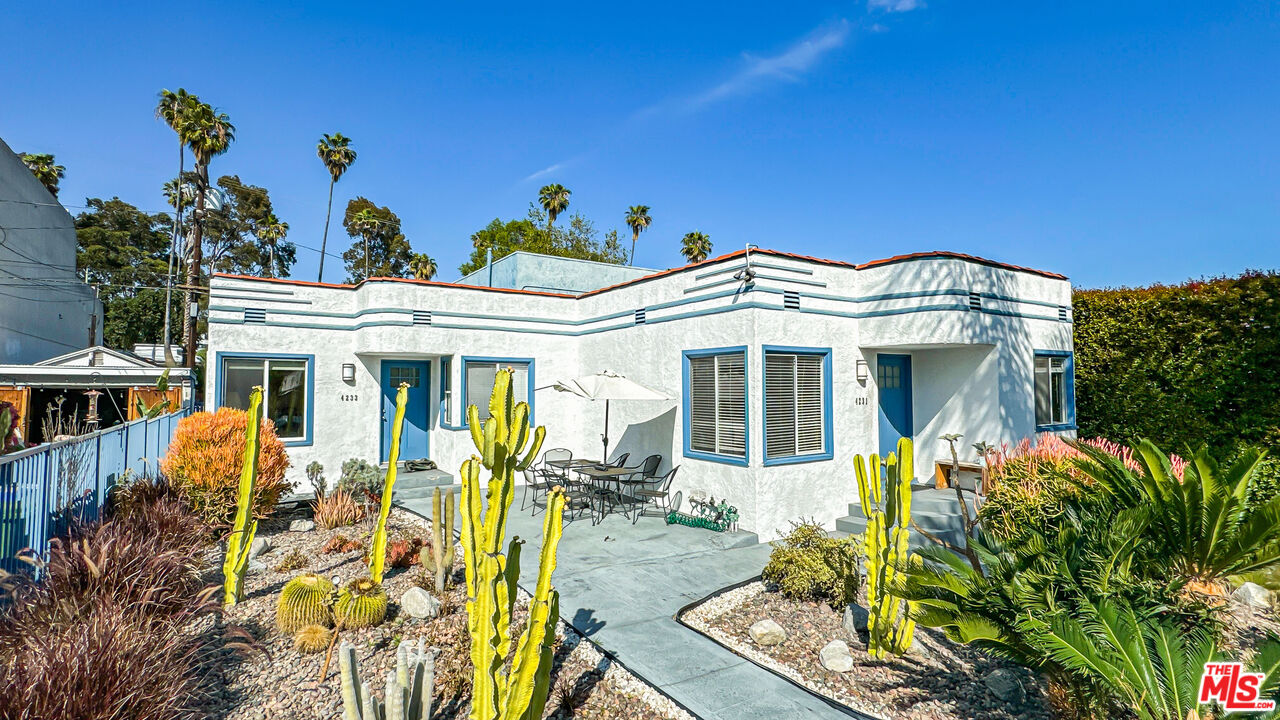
[546,370,670,462]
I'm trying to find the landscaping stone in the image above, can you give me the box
[400,587,441,619]
[842,603,869,635]
[248,537,271,559]
[288,519,315,532]
[819,640,854,673]
[1234,581,1273,609]
[985,668,1025,705]
[748,619,787,646]
[247,559,267,573]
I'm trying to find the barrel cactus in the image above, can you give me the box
[276,573,336,634]
[335,576,388,629]
[294,624,332,654]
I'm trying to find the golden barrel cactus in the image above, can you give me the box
[277,573,336,634]
[335,576,388,629]
[294,624,332,654]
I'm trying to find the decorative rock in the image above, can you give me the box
[748,619,786,646]
[1233,581,1273,609]
[399,587,441,619]
[289,519,316,532]
[908,636,932,659]
[819,639,855,673]
[985,668,1025,704]
[248,537,272,559]
[248,559,267,573]
[842,603,869,635]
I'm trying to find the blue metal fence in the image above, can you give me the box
[0,406,192,573]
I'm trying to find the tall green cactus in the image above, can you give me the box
[369,383,409,585]
[223,386,262,606]
[460,367,566,720]
[854,436,917,659]
[339,638,436,720]
[429,487,456,592]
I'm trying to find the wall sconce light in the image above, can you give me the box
[856,359,869,384]
[341,363,356,383]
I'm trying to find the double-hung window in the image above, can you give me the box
[683,347,748,465]
[463,358,533,423]
[1034,351,1074,430]
[219,354,312,444]
[763,347,832,464]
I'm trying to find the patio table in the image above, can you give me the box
[574,465,638,522]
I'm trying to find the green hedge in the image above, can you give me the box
[1073,271,1280,498]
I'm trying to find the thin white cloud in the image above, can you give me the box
[868,0,923,12]
[688,21,851,109]
[522,162,564,183]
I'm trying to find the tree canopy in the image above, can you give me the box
[458,204,627,276]
[74,198,178,350]
[342,197,412,282]
[202,175,296,278]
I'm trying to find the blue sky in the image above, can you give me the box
[2,1,1276,288]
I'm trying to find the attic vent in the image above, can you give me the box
[1058,306,1069,322]
[244,308,266,324]
[783,290,801,310]
[90,349,104,366]
[635,308,647,325]
[968,292,982,311]
[413,310,432,326]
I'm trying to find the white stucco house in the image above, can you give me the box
[204,248,1075,539]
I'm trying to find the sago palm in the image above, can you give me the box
[317,133,357,282]
[19,153,64,197]
[257,214,289,278]
[538,184,570,226]
[1072,440,1280,585]
[409,253,437,281]
[625,205,651,266]
[680,231,712,264]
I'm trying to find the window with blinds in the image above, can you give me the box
[764,350,829,461]
[685,350,747,460]
[464,360,531,422]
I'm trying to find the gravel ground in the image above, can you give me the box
[681,581,1054,720]
[200,506,692,720]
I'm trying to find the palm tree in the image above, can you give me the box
[19,153,65,197]
[680,231,712,264]
[156,88,199,366]
[538,184,571,226]
[316,133,357,283]
[409,253,437,281]
[182,102,235,369]
[258,214,289,278]
[349,208,381,279]
[625,205,651,266]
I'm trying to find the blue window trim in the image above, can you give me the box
[761,345,834,466]
[681,346,750,467]
[460,356,536,428]
[213,351,315,447]
[438,356,466,430]
[1033,349,1076,432]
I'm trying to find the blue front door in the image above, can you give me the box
[381,361,430,463]
[876,354,913,460]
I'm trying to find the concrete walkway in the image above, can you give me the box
[400,492,862,720]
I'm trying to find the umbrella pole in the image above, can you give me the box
[602,399,610,462]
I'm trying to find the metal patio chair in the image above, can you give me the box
[541,448,573,486]
[614,454,662,518]
[520,467,556,514]
[632,466,679,524]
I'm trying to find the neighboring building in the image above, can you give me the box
[0,345,192,444]
[205,248,1075,539]
[458,251,656,294]
[0,137,101,363]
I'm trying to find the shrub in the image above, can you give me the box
[338,457,382,505]
[761,520,860,606]
[161,407,291,526]
[0,596,216,720]
[312,488,363,529]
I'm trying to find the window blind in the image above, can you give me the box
[466,361,529,421]
[765,352,826,458]
[688,352,746,457]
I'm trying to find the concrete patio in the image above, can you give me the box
[399,490,867,719]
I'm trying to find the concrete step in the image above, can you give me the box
[836,510,966,535]
[850,491,977,517]
[395,469,454,489]
[834,514,969,550]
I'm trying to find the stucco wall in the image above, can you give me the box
[0,138,101,363]
[206,250,1073,540]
